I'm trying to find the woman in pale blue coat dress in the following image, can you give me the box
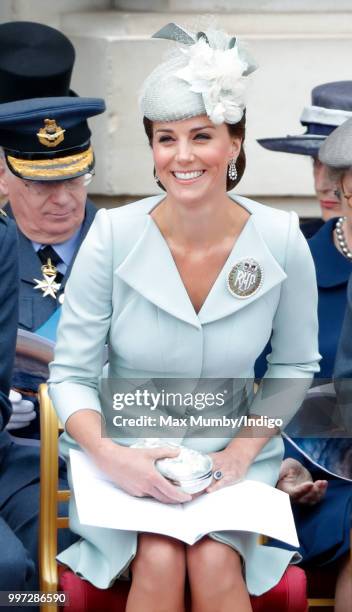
[49,23,320,612]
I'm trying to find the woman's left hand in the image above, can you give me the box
[206,449,250,493]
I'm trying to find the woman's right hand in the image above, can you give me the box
[95,443,192,504]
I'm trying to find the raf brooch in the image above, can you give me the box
[227,258,263,299]
[33,259,61,299]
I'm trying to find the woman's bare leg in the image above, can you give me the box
[126,533,186,612]
[186,537,252,612]
[335,554,352,612]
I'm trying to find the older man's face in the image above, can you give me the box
[0,162,87,243]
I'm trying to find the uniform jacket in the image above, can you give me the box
[49,194,320,438]
[0,213,40,504]
[0,212,18,453]
[5,198,97,332]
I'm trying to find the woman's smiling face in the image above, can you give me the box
[152,115,241,205]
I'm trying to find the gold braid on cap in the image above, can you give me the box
[7,146,93,179]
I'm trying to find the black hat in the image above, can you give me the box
[0,97,106,181]
[0,21,75,102]
[258,81,352,157]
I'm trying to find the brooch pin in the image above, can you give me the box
[37,118,65,148]
[227,258,263,299]
[33,259,61,299]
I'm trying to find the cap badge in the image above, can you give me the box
[33,259,61,299]
[227,258,263,299]
[37,119,65,148]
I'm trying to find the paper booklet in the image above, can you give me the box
[70,449,299,547]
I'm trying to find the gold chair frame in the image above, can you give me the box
[39,383,70,612]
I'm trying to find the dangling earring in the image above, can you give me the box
[228,158,237,181]
[153,168,160,183]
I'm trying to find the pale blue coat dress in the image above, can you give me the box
[49,194,320,595]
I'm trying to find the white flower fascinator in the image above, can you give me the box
[140,23,257,125]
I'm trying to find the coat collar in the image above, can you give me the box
[309,218,352,288]
[116,195,287,328]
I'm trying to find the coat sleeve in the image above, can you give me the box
[334,273,352,379]
[0,219,19,431]
[249,212,321,427]
[48,209,113,427]
[333,273,352,432]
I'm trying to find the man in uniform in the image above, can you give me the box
[0,93,105,593]
[0,22,102,434]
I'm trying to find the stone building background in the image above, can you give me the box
[1,0,352,216]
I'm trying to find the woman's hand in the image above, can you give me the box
[206,449,250,493]
[276,458,328,505]
[95,443,192,504]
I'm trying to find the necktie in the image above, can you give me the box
[37,245,64,284]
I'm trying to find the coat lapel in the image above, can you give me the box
[116,216,201,329]
[116,198,287,328]
[17,229,43,284]
[198,216,287,324]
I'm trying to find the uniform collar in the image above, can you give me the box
[116,195,287,329]
[5,199,96,287]
[31,227,81,267]
[309,218,352,288]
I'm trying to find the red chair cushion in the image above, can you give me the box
[59,565,307,612]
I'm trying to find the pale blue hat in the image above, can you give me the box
[140,23,257,125]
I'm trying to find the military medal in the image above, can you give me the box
[33,258,61,299]
[227,258,263,299]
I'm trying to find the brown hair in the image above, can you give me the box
[143,112,246,191]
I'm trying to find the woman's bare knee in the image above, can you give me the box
[132,534,186,585]
[186,538,251,612]
[187,538,243,583]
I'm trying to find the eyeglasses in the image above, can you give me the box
[22,171,95,196]
[334,188,352,208]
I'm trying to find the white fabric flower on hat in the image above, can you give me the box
[176,37,248,125]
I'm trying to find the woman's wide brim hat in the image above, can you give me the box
[258,81,352,157]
